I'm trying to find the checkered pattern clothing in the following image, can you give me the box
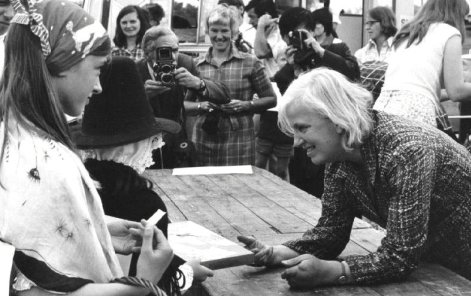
[355,37,394,65]
[192,46,274,166]
[283,111,471,283]
[111,45,145,62]
[359,61,388,101]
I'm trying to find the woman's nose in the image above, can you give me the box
[93,78,102,95]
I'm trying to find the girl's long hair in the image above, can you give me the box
[0,23,110,186]
[393,0,469,48]
[0,24,72,162]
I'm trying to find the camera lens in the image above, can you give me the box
[160,64,173,73]
[161,73,173,83]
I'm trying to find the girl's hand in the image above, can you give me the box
[137,220,174,283]
[107,219,142,255]
[237,236,299,267]
[186,259,214,282]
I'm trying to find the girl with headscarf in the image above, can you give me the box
[0,1,172,295]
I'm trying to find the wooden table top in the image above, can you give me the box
[144,167,471,296]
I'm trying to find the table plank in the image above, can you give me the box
[146,168,471,296]
[176,174,279,238]
[208,174,313,234]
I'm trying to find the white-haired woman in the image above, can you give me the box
[239,68,471,287]
[184,4,276,166]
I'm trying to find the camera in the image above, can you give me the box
[288,30,308,50]
[152,47,176,87]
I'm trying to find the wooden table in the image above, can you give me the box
[144,167,471,296]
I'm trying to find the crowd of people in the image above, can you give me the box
[0,0,470,295]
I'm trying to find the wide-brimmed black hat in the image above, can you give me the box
[72,56,180,149]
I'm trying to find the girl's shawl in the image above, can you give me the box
[0,120,123,293]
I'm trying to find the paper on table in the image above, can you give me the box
[173,165,253,175]
[168,221,254,270]
[0,241,14,296]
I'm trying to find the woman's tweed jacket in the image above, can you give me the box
[284,111,471,283]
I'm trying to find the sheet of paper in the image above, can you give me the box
[168,221,254,270]
[147,209,166,225]
[0,241,14,296]
[173,165,253,176]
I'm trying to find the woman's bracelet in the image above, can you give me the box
[112,276,167,296]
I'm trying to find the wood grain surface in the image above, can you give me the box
[144,167,471,296]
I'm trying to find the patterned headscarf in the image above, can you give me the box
[11,0,110,75]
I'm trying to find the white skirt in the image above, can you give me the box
[373,90,437,127]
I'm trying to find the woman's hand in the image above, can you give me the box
[285,45,298,65]
[144,79,171,96]
[302,29,325,57]
[220,100,251,114]
[186,259,215,282]
[137,220,174,283]
[237,236,299,267]
[107,219,142,255]
[198,101,219,113]
[281,254,342,288]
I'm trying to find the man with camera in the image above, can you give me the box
[275,7,359,197]
[137,26,228,168]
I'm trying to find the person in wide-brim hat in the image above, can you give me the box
[71,56,211,293]
[72,56,180,150]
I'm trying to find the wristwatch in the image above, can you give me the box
[338,261,349,284]
[198,79,206,92]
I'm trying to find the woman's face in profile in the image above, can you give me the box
[120,11,141,40]
[287,103,345,165]
[54,56,108,116]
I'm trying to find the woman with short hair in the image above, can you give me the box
[239,67,471,287]
[185,4,276,166]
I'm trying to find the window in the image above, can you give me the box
[173,0,199,43]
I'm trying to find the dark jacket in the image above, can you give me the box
[84,159,168,233]
[136,53,196,123]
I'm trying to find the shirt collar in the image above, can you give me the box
[367,36,394,49]
[197,43,243,67]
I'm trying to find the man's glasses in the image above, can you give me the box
[365,20,380,26]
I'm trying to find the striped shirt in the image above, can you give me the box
[284,111,471,283]
[191,45,274,166]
